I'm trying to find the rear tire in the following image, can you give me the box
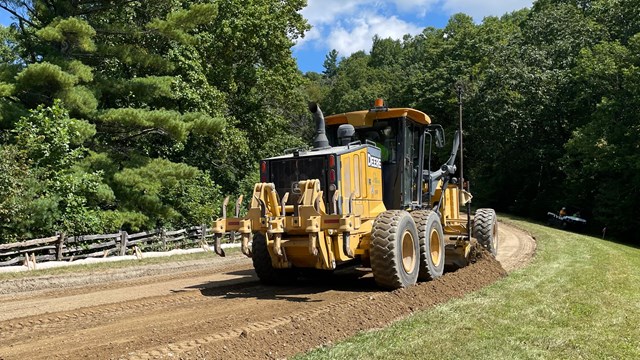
[472,208,498,256]
[411,210,445,281]
[251,232,298,285]
[370,210,420,289]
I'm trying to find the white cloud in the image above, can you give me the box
[297,1,425,55]
[391,0,439,14]
[296,0,377,49]
[295,25,322,48]
[295,0,534,56]
[441,0,533,21]
[327,14,422,55]
[301,0,374,25]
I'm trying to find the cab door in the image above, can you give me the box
[401,118,425,208]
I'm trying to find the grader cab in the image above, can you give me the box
[212,100,498,289]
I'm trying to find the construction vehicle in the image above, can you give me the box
[212,99,498,289]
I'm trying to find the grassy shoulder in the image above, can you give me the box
[0,247,240,281]
[296,216,640,360]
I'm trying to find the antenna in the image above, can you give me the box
[456,82,464,193]
[456,82,472,240]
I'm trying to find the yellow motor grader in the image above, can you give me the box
[212,100,498,289]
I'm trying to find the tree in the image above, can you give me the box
[312,1,639,241]
[0,144,28,242]
[369,36,403,69]
[563,36,640,236]
[0,0,311,241]
[323,49,339,79]
[10,101,104,238]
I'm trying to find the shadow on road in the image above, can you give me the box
[190,266,381,302]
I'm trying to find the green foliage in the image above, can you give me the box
[10,101,104,238]
[36,17,97,52]
[14,62,76,103]
[323,51,399,113]
[0,0,309,243]
[66,60,94,83]
[0,25,19,64]
[14,100,84,170]
[0,145,28,242]
[98,108,190,141]
[563,35,640,235]
[113,159,221,229]
[68,119,96,145]
[5,0,635,244]
[311,0,640,239]
[147,3,218,45]
[322,49,339,79]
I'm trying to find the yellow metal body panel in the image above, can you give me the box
[338,147,385,218]
[212,145,389,270]
[325,108,432,127]
[432,184,468,236]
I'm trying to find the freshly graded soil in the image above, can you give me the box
[0,222,533,360]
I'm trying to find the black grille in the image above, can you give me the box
[269,156,327,204]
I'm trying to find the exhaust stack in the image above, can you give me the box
[309,102,330,150]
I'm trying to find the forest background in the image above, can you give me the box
[0,0,637,243]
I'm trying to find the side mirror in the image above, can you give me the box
[427,125,445,149]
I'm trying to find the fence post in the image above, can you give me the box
[161,228,167,250]
[56,232,65,261]
[119,231,128,256]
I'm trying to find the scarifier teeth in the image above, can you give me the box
[241,234,252,257]
[235,195,244,217]
[214,234,226,257]
[281,192,289,216]
[222,196,230,219]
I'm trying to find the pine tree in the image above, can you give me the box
[0,0,310,238]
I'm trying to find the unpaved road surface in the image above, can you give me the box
[0,222,534,359]
[496,222,536,272]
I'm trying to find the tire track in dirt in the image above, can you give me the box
[0,281,265,341]
[133,254,507,360]
[127,292,377,360]
[0,265,255,323]
[0,222,534,360]
[0,255,252,298]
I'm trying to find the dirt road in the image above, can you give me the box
[495,222,536,272]
[0,222,534,360]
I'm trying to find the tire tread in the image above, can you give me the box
[370,210,418,289]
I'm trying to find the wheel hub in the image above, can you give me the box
[429,228,441,266]
[401,230,416,273]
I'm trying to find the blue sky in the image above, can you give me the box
[0,10,10,27]
[0,1,534,73]
[294,0,534,73]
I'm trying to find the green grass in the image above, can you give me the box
[296,216,640,360]
[0,247,240,281]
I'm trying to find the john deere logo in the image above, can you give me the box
[291,181,301,194]
[367,153,382,169]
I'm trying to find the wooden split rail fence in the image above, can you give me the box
[0,225,236,267]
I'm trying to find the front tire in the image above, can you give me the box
[472,208,498,256]
[370,211,420,289]
[412,210,445,281]
[251,232,298,285]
